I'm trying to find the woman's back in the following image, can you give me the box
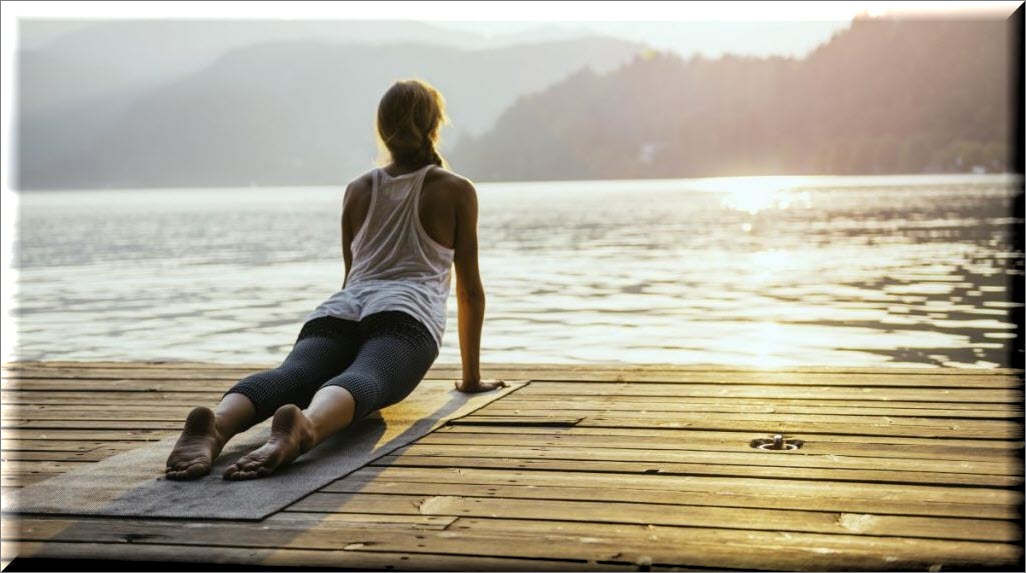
[347,164,454,284]
[304,163,473,350]
[345,164,464,257]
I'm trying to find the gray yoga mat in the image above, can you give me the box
[3,380,524,520]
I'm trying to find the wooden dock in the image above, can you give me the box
[1,362,1023,570]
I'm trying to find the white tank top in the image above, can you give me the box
[305,164,455,348]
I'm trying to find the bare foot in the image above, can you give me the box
[454,379,508,393]
[165,407,227,480]
[222,405,316,481]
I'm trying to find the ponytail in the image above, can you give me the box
[425,139,445,168]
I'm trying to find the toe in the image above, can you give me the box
[242,456,267,472]
[165,464,196,482]
[184,463,208,479]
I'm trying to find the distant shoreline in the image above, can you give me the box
[10,172,1023,194]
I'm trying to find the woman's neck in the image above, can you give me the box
[385,161,429,176]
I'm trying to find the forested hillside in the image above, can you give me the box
[453,17,1013,181]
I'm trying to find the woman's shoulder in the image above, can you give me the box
[424,166,475,194]
[342,171,375,207]
[349,169,377,188]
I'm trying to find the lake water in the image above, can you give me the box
[9,174,1023,368]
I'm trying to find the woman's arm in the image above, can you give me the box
[452,180,504,393]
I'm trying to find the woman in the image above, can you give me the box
[164,79,505,481]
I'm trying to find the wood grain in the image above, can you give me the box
[1,361,1021,571]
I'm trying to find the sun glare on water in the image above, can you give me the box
[699,175,823,367]
[713,176,814,215]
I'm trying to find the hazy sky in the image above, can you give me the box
[9,2,1021,58]
[430,20,854,58]
[17,19,854,59]
[433,1,1020,57]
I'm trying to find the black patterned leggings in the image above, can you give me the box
[223,310,439,429]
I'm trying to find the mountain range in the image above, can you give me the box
[17,20,642,189]
[16,17,1016,189]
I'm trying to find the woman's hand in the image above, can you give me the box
[454,378,508,393]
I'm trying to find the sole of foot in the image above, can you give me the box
[222,404,315,481]
[165,406,225,481]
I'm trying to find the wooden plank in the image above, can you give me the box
[286,491,1019,542]
[2,379,240,393]
[448,415,584,427]
[1,407,191,422]
[1,420,186,430]
[4,516,1020,571]
[512,382,1021,403]
[0,450,116,462]
[5,366,1022,387]
[1,440,113,452]
[332,465,1022,506]
[517,371,1025,387]
[1,377,458,394]
[1,410,189,425]
[2,361,271,370]
[11,404,1020,439]
[501,372,1024,387]
[500,393,1019,410]
[483,400,1023,419]
[0,361,1005,375]
[262,511,458,529]
[463,408,1023,429]
[0,429,173,442]
[9,390,1018,413]
[4,376,1021,398]
[318,478,1019,519]
[2,417,1017,449]
[0,444,147,462]
[1,391,223,405]
[1,461,97,476]
[418,431,1018,462]
[389,443,1020,476]
[450,414,1024,439]
[4,361,1017,375]
[1,474,59,488]
[370,455,1022,487]
[448,517,1023,570]
[0,514,442,542]
[9,393,1016,417]
[2,541,626,572]
[1,369,261,381]
[6,360,1022,375]
[573,416,1023,439]
[434,424,1025,448]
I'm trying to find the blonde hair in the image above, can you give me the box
[375,79,449,169]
